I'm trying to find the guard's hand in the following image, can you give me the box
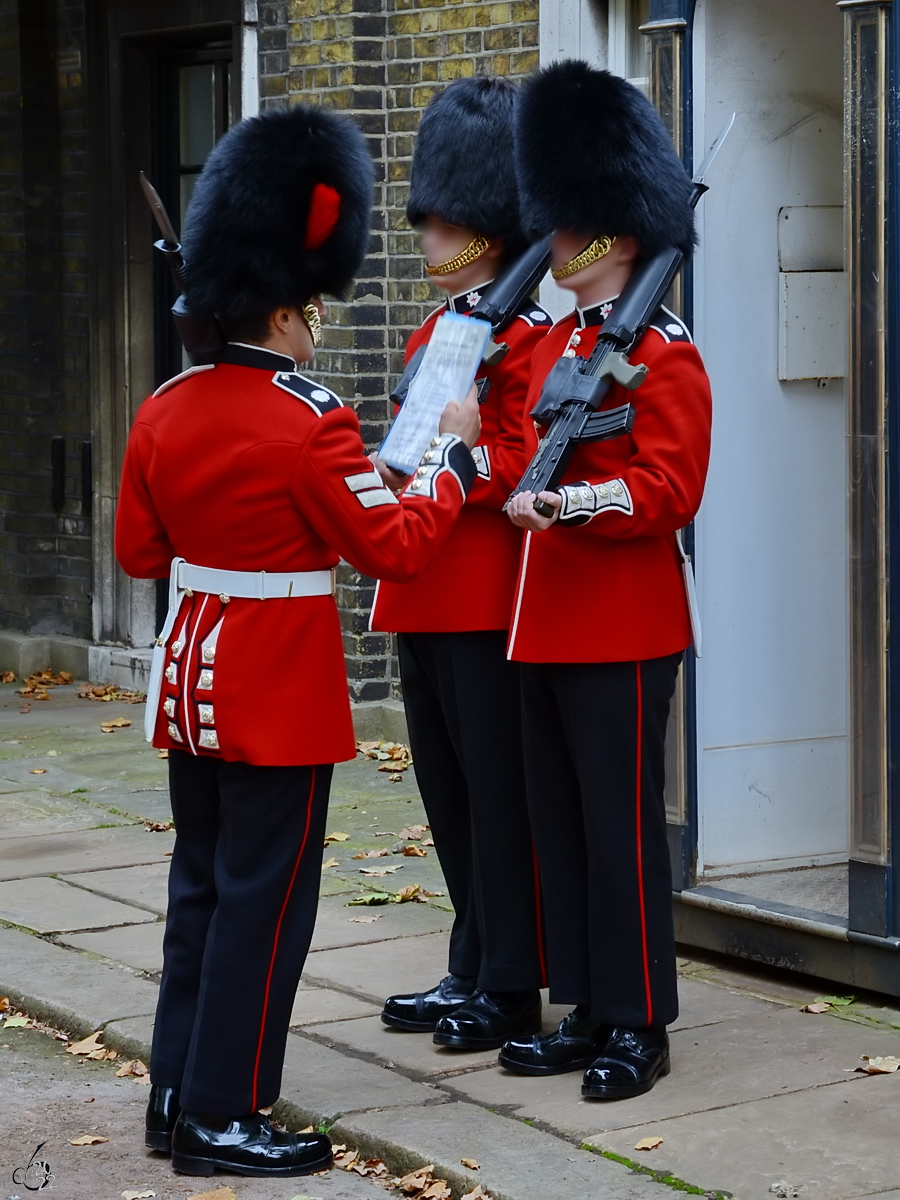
[507,489,561,532]
[439,384,481,449]
[367,451,409,494]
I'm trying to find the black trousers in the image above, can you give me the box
[520,655,681,1029]
[399,630,544,991]
[150,751,332,1113]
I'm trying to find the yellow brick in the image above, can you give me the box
[492,54,510,75]
[438,7,475,28]
[510,0,538,20]
[322,41,353,62]
[412,85,441,107]
[421,59,439,81]
[413,36,441,56]
[319,0,352,13]
[335,17,353,35]
[311,18,333,38]
[438,58,463,81]
[261,74,287,96]
[511,49,539,74]
[336,66,355,85]
[289,44,320,65]
[490,2,511,22]
[289,0,319,16]
[391,12,421,33]
[473,6,492,25]
[445,34,465,54]
[421,10,439,30]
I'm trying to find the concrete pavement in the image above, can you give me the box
[1,680,900,1200]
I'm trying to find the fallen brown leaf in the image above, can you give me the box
[324,831,349,843]
[396,884,421,902]
[334,1148,359,1170]
[1,670,15,683]
[635,1136,664,1151]
[0,996,8,1011]
[144,820,174,832]
[157,748,169,759]
[101,716,132,729]
[461,1187,492,1200]
[423,838,435,847]
[461,1157,481,1170]
[402,845,427,857]
[856,1055,900,1074]
[30,768,46,774]
[185,1188,237,1200]
[398,1165,436,1194]
[801,1002,831,1014]
[67,1031,105,1056]
[421,1181,451,1199]
[387,772,404,782]
[322,856,340,870]
[351,849,390,859]
[399,825,427,840]
[360,864,403,876]
[348,915,381,923]
[69,1134,109,1145]
[121,1190,155,1199]
[116,1059,149,1078]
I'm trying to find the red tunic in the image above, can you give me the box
[115,343,476,767]
[371,289,551,633]
[507,305,712,664]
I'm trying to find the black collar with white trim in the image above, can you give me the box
[220,342,297,372]
[446,281,495,315]
[576,295,620,329]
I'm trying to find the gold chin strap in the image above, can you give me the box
[302,302,323,348]
[426,234,490,277]
[551,235,617,281]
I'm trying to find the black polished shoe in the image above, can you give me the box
[145,1084,180,1154]
[433,988,542,1050]
[171,1110,333,1177]
[581,1026,670,1100]
[498,1006,611,1076]
[381,973,477,1032]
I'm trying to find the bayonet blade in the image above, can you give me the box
[693,112,736,185]
[139,171,180,249]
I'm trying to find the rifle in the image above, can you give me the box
[389,236,552,406]
[508,114,735,517]
[139,172,225,367]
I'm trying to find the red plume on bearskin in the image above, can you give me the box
[514,60,696,260]
[181,105,373,322]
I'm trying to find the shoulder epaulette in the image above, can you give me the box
[272,371,344,416]
[151,364,216,398]
[516,302,554,328]
[649,306,694,345]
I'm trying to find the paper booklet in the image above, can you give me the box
[380,312,491,476]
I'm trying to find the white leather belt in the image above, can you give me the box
[177,562,334,601]
[144,557,334,742]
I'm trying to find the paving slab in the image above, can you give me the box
[59,859,171,915]
[102,1012,155,1060]
[0,823,175,880]
[0,875,157,934]
[310,892,451,951]
[328,1100,666,1200]
[303,931,449,1003]
[447,1003,900,1138]
[290,985,381,1027]
[591,1072,900,1200]
[306,1012,499,1079]
[0,789,132,836]
[670,973,785,1030]
[0,924,159,1037]
[59,920,165,974]
[279,1028,442,1121]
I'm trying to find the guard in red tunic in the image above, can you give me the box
[502,62,712,1099]
[116,106,480,1178]
[370,78,552,1050]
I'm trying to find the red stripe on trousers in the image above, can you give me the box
[531,844,548,989]
[634,664,653,1027]
[251,766,316,1111]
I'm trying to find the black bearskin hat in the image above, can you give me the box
[181,105,374,321]
[514,60,695,259]
[407,77,529,260]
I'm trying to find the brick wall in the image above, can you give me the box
[0,0,92,641]
[257,0,538,700]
